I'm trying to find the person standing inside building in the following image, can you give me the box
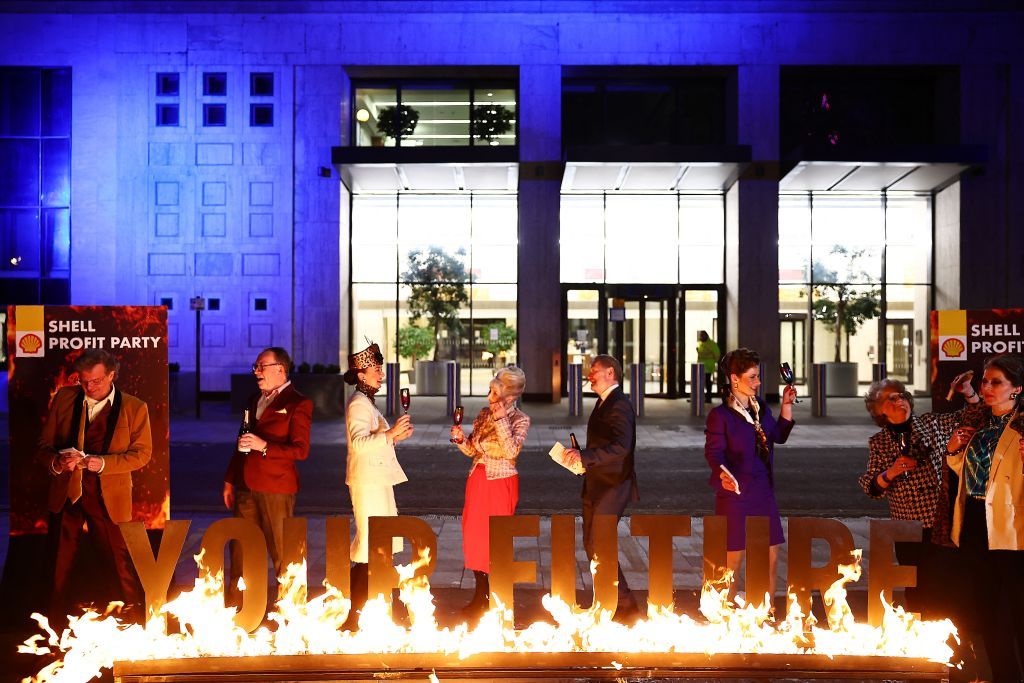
[343,342,414,630]
[563,354,641,623]
[39,349,152,624]
[696,331,721,403]
[946,354,1024,682]
[704,347,796,608]
[449,367,530,621]
[223,347,313,603]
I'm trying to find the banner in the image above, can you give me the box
[6,305,169,535]
[930,308,1024,410]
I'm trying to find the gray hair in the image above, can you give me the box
[491,366,526,400]
[864,378,914,427]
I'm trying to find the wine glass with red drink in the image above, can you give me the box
[450,405,464,444]
[400,388,410,413]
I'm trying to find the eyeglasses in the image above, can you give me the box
[252,362,283,373]
[882,393,907,404]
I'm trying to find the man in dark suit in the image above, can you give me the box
[38,349,152,624]
[564,354,641,622]
[223,347,313,597]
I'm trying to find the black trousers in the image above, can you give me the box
[49,474,143,621]
[582,492,637,610]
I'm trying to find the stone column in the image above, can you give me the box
[729,65,781,397]
[517,64,562,402]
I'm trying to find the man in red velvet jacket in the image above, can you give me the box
[223,347,313,596]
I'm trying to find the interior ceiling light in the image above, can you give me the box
[355,108,370,122]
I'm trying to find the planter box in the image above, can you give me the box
[824,362,859,397]
[415,360,455,396]
[230,373,345,421]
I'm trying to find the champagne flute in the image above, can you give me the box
[400,388,411,414]
[779,362,802,403]
[450,405,464,444]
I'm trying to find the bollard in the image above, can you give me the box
[445,361,461,417]
[629,363,645,417]
[872,363,886,382]
[385,362,401,417]
[811,363,828,417]
[690,363,706,418]
[568,363,583,417]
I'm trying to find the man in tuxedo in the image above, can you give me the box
[564,354,641,622]
[223,347,313,597]
[39,349,152,624]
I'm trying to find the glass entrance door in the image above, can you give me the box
[607,295,671,397]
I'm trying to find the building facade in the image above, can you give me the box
[1,1,1021,399]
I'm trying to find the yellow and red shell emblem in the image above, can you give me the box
[18,333,43,354]
[941,337,966,358]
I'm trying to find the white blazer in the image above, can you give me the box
[345,392,407,488]
[948,421,1024,550]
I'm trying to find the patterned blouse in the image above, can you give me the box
[963,410,1013,497]
[859,408,972,540]
[456,406,530,480]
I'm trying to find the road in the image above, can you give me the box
[169,443,890,518]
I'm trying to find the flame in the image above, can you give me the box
[22,548,959,683]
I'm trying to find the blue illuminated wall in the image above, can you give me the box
[0,2,1021,392]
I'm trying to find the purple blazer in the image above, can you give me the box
[704,398,794,492]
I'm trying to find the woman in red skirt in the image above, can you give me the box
[449,366,530,621]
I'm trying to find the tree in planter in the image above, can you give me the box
[481,322,517,366]
[403,246,470,361]
[809,246,881,363]
[396,324,435,366]
[472,104,514,143]
[376,104,420,142]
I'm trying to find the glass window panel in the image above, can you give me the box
[0,139,40,206]
[473,87,516,146]
[0,68,41,136]
[41,138,70,207]
[470,245,516,284]
[354,87,397,147]
[351,196,398,283]
[812,244,882,284]
[41,68,71,137]
[679,245,724,284]
[679,195,724,246]
[402,87,470,147]
[886,245,929,284]
[471,195,517,246]
[779,285,811,385]
[470,283,518,395]
[42,208,70,275]
[560,195,605,283]
[779,194,811,282]
[0,208,41,273]
[811,283,881,373]
[567,289,600,369]
[605,195,677,283]
[683,289,720,395]
[353,281,397,374]
[813,195,884,245]
[886,194,931,284]
[203,72,227,96]
[884,284,931,394]
[398,195,471,280]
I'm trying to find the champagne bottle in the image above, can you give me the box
[569,432,580,450]
[238,409,253,453]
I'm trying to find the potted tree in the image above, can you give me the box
[810,246,881,396]
[472,104,514,144]
[403,246,470,394]
[481,322,517,366]
[376,104,420,144]
[396,324,435,385]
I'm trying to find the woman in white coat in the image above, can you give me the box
[342,342,414,630]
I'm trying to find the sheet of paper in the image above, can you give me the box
[720,464,741,495]
[549,441,585,475]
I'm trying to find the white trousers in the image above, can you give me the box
[349,482,402,563]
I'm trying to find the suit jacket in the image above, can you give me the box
[948,420,1024,550]
[38,386,153,523]
[345,391,407,488]
[223,384,313,495]
[581,386,639,511]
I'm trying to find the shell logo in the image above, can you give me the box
[19,333,43,354]
[941,337,966,358]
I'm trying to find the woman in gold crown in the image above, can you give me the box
[342,342,414,630]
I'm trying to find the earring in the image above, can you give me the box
[1012,392,1019,401]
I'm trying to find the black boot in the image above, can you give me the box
[459,570,490,623]
[342,562,368,631]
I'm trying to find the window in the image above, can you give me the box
[156,73,179,96]
[353,81,517,147]
[203,103,226,127]
[249,104,273,127]
[207,297,221,311]
[156,103,179,127]
[203,72,227,96]
[160,297,174,310]
[250,72,274,96]
[254,297,267,311]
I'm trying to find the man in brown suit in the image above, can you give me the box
[38,349,153,622]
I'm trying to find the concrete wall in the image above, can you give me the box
[1,2,1022,391]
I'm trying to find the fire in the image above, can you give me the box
[21,549,958,683]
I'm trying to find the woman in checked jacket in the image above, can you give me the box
[449,366,530,621]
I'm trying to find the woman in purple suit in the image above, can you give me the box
[704,347,796,605]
